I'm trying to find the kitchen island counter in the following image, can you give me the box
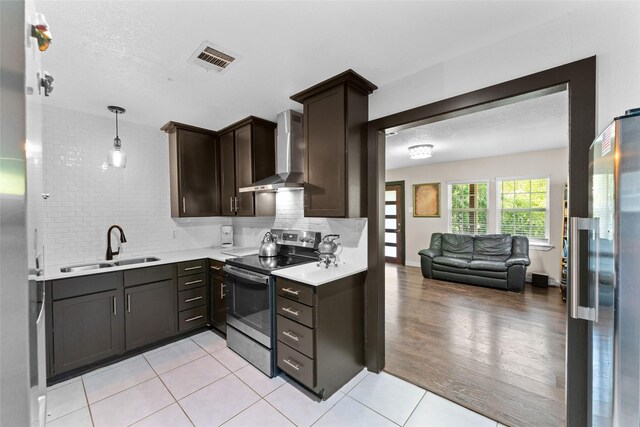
[44,247,258,281]
[272,262,367,286]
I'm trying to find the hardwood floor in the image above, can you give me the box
[384,264,566,427]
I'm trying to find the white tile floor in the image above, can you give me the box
[45,331,500,427]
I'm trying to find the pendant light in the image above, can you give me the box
[107,106,127,168]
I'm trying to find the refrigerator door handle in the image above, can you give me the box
[570,217,599,322]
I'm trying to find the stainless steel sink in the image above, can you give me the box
[113,257,161,266]
[60,262,115,273]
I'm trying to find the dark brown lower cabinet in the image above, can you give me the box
[125,280,176,350]
[176,259,208,332]
[52,289,124,375]
[275,273,365,399]
[209,260,227,333]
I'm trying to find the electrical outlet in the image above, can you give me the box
[172,230,177,239]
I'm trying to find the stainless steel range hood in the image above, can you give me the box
[239,110,304,192]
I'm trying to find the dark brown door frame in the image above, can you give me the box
[366,57,595,427]
[384,181,405,265]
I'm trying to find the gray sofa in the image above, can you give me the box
[418,233,531,292]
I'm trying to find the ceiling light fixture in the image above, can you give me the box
[408,144,434,159]
[107,106,127,168]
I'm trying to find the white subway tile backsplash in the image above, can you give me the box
[42,106,367,267]
[42,106,230,267]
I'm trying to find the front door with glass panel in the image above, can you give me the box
[385,182,405,264]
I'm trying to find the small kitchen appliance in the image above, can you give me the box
[223,229,320,377]
[221,225,233,247]
[317,234,341,268]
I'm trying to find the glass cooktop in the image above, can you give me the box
[226,254,317,275]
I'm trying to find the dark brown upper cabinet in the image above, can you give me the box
[218,117,277,217]
[161,122,220,217]
[291,70,377,218]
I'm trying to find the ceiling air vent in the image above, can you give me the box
[189,42,238,73]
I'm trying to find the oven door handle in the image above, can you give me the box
[223,265,270,284]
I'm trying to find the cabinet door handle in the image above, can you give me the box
[282,358,300,371]
[230,196,234,213]
[184,266,202,271]
[182,197,186,213]
[281,287,300,296]
[282,307,299,317]
[234,196,239,212]
[127,294,131,313]
[282,331,300,342]
[184,279,203,286]
[112,296,117,315]
[220,283,226,299]
[184,296,203,303]
[185,314,203,323]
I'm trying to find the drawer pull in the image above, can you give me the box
[211,265,222,271]
[185,314,203,323]
[184,279,203,286]
[282,307,299,317]
[282,287,300,296]
[283,358,301,371]
[184,296,203,303]
[184,266,202,271]
[282,331,300,342]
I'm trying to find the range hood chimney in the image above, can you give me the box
[239,110,304,192]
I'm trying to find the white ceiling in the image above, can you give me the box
[385,89,569,170]
[36,1,589,130]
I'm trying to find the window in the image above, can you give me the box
[449,182,488,234]
[497,177,549,243]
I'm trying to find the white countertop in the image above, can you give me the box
[44,247,367,285]
[44,247,255,281]
[271,261,367,286]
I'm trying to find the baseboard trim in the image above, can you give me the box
[405,261,420,268]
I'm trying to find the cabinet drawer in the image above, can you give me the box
[209,260,225,276]
[276,296,314,328]
[178,286,207,311]
[178,273,206,290]
[51,272,121,301]
[177,259,206,277]
[124,264,173,287]
[277,341,315,389]
[276,278,315,306]
[178,305,207,331]
[277,315,315,358]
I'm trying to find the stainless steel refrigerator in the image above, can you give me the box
[570,108,640,426]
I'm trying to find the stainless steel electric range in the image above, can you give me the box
[223,229,320,377]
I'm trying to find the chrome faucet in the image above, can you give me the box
[106,225,127,260]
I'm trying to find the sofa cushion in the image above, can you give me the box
[468,260,508,272]
[433,256,471,269]
[434,263,507,279]
[473,234,512,262]
[441,234,474,259]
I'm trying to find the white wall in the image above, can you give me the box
[386,148,568,284]
[42,106,231,267]
[371,3,640,134]
[42,105,367,267]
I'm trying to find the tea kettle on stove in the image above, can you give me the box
[258,232,279,257]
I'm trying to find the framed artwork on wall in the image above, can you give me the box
[413,182,440,217]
